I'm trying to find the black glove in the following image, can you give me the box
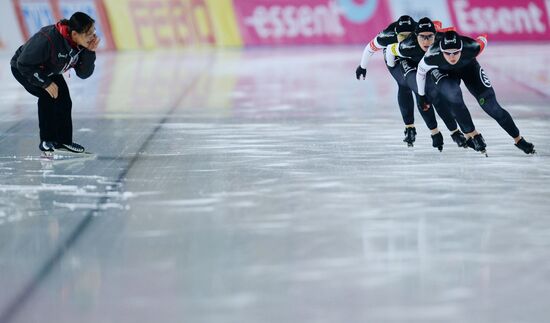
[418,95,431,111]
[356,65,367,80]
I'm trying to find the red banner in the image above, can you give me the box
[232,0,392,45]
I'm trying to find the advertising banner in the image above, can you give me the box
[102,0,242,50]
[12,0,115,50]
[448,0,550,41]
[0,1,24,53]
[387,0,453,26]
[232,0,392,45]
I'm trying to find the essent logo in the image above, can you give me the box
[244,1,345,39]
[337,0,379,23]
[453,0,547,34]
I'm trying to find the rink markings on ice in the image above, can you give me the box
[0,61,213,323]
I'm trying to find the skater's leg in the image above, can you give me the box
[397,86,417,146]
[435,77,489,153]
[51,75,73,144]
[11,67,57,142]
[37,96,58,142]
[402,64,448,151]
[431,99,458,132]
[397,85,415,126]
[461,60,520,139]
[461,60,534,153]
[387,63,415,126]
[387,62,417,146]
[430,74,477,136]
[405,70,439,132]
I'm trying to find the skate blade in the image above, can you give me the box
[406,143,414,147]
[480,150,488,157]
[41,151,54,160]
[41,150,96,161]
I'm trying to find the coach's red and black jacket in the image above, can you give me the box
[10,21,96,89]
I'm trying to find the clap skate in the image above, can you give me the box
[469,134,488,157]
[431,131,444,152]
[450,130,468,148]
[515,138,536,154]
[403,127,416,147]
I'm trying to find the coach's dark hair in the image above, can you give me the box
[61,12,95,34]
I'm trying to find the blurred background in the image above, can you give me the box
[3,0,550,53]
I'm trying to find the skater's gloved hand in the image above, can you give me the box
[356,65,367,80]
[45,82,58,99]
[87,35,101,51]
[418,95,431,111]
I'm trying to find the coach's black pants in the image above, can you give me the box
[12,67,73,144]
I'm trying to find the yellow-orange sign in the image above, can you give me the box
[103,0,242,49]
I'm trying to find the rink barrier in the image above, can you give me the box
[0,1,24,52]
[10,0,116,51]
[231,0,392,45]
[102,0,242,49]
[2,0,550,53]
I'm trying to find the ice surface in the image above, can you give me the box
[1,45,550,323]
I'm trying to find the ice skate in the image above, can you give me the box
[515,138,535,154]
[55,142,86,153]
[470,134,488,157]
[46,142,94,160]
[39,141,56,159]
[431,131,444,152]
[432,131,443,152]
[403,127,416,147]
[450,130,468,148]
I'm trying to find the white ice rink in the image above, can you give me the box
[1,44,550,323]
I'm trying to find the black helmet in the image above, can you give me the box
[415,17,436,34]
[395,15,415,33]
[440,30,463,51]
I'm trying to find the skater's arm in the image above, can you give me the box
[416,58,436,96]
[475,34,488,56]
[385,33,417,66]
[384,42,401,67]
[74,49,96,79]
[360,37,384,69]
[74,35,99,79]
[387,42,403,58]
[16,33,53,89]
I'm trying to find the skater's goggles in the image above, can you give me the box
[417,33,435,41]
[442,49,462,56]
